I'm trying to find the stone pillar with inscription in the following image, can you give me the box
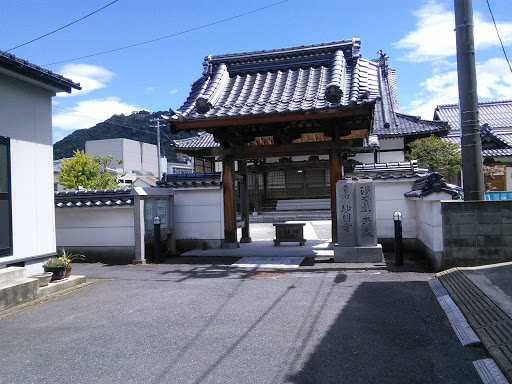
[334,178,382,262]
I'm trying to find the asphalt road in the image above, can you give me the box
[0,261,485,384]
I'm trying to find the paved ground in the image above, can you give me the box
[0,261,485,384]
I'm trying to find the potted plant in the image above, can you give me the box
[42,257,67,281]
[56,248,84,278]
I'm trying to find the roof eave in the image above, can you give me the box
[0,55,81,93]
[170,102,376,131]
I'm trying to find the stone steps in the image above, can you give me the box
[0,266,87,312]
[250,210,331,223]
[0,267,40,311]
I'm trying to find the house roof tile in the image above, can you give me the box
[0,50,81,93]
[434,100,512,131]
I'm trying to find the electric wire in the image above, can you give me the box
[486,0,512,75]
[52,107,175,142]
[6,0,120,52]
[43,0,289,66]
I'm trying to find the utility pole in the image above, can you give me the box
[454,0,485,200]
[150,118,165,180]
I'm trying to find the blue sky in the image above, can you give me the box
[1,0,511,143]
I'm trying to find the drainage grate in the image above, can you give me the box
[438,268,512,383]
[242,271,289,279]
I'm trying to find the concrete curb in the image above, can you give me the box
[436,268,512,382]
[0,276,93,321]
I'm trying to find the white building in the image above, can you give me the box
[0,50,80,272]
[85,138,159,176]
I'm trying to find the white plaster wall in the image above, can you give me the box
[377,150,405,163]
[85,139,124,171]
[173,188,223,240]
[56,207,135,247]
[0,74,56,266]
[374,179,417,239]
[379,137,404,151]
[412,196,448,266]
[352,152,375,164]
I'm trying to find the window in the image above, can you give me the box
[0,136,12,256]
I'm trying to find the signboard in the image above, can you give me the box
[156,200,168,228]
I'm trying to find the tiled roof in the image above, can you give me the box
[371,55,449,137]
[0,50,81,93]
[352,160,428,180]
[173,131,219,150]
[155,172,222,188]
[172,41,449,144]
[404,173,461,198]
[55,189,133,208]
[434,100,512,131]
[173,39,377,121]
[444,125,512,158]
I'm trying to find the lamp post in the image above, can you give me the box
[393,211,403,266]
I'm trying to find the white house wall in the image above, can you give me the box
[0,73,56,271]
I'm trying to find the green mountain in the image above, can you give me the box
[53,110,196,162]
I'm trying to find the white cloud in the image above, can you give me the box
[53,97,141,130]
[405,57,512,119]
[144,87,156,94]
[169,89,178,94]
[57,64,116,97]
[393,1,512,62]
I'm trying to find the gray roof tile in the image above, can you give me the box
[172,40,449,142]
[0,50,81,92]
[434,100,512,131]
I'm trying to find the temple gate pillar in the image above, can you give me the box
[330,150,342,244]
[222,156,239,248]
[238,160,251,243]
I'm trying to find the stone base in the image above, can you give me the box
[222,242,240,249]
[240,237,252,244]
[334,244,383,263]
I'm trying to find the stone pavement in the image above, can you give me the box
[437,262,512,383]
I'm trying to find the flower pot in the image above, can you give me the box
[44,266,66,281]
[64,265,72,279]
[28,272,53,287]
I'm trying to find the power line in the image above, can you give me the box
[7,0,120,52]
[51,108,175,142]
[43,0,289,66]
[486,0,512,75]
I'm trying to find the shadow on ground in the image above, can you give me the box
[286,281,484,383]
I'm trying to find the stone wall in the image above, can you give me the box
[442,200,512,269]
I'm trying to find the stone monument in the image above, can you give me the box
[334,178,383,262]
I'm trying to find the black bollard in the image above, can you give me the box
[154,216,161,263]
[393,211,403,266]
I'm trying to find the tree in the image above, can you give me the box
[406,135,462,180]
[58,150,122,190]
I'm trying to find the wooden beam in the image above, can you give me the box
[238,160,251,243]
[171,103,375,130]
[222,157,238,247]
[211,139,367,160]
[330,151,342,244]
